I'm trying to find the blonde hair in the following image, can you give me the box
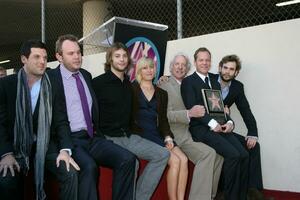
[135,57,155,83]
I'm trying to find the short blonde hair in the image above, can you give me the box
[135,57,155,83]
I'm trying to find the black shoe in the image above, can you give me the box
[247,188,265,200]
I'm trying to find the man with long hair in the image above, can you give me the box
[92,42,170,200]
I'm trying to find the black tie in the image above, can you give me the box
[205,76,210,88]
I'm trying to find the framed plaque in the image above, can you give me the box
[201,89,227,124]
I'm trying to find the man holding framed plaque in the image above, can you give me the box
[181,47,249,200]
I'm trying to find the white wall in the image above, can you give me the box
[164,18,300,192]
[47,18,300,192]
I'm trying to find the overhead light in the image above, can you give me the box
[0,59,10,64]
[276,0,300,6]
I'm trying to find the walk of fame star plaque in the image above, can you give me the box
[201,89,227,124]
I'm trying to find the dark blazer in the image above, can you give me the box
[46,65,103,138]
[0,73,73,157]
[181,72,231,134]
[211,74,258,137]
[131,81,174,139]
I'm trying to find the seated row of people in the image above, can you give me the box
[160,50,265,200]
[0,34,265,200]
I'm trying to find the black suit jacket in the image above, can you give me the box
[46,66,103,138]
[211,74,258,137]
[181,72,231,134]
[0,73,73,157]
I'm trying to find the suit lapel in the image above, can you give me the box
[210,78,219,90]
[192,72,209,89]
[223,80,237,104]
[54,66,65,89]
[208,73,221,90]
[169,77,182,99]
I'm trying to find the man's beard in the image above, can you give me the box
[220,73,234,82]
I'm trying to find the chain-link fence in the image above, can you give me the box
[110,0,300,39]
[0,1,41,70]
[45,2,82,64]
[0,1,82,71]
[0,0,299,70]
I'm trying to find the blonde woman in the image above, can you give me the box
[131,57,188,200]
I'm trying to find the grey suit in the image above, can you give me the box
[160,76,223,200]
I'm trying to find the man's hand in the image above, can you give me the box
[56,150,80,172]
[224,105,230,115]
[212,124,223,132]
[188,105,206,118]
[246,138,257,149]
[221,122,234,133]
[156,75,169,86]
[0,154,20,177]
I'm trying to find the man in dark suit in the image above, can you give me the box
[0,40,79,200]
[181,47,249,200]
[212,54,265,199]
[47,34,136,200]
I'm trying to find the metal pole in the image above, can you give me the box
[177,0,182,39]
[41,0,45,42]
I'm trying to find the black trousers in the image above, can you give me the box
[191,127,249,200]
[71,131,136,200]
[233,132,263,190]
[0,152,78,200]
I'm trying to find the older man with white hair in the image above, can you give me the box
[159,53,223,200]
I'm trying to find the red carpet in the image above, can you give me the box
[264,189,300,200]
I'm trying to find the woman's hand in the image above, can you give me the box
[164,136,174,150]
[165,141,174,150]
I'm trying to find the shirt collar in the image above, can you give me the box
[60,64,79,79]
[195,71,209,82]
[171,76,182,85]
[32,78,42,88]
[217,74,231,88]
[107,70,130,82]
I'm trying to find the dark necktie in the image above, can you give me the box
[205,76,211,88]
[72,73,93,137]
